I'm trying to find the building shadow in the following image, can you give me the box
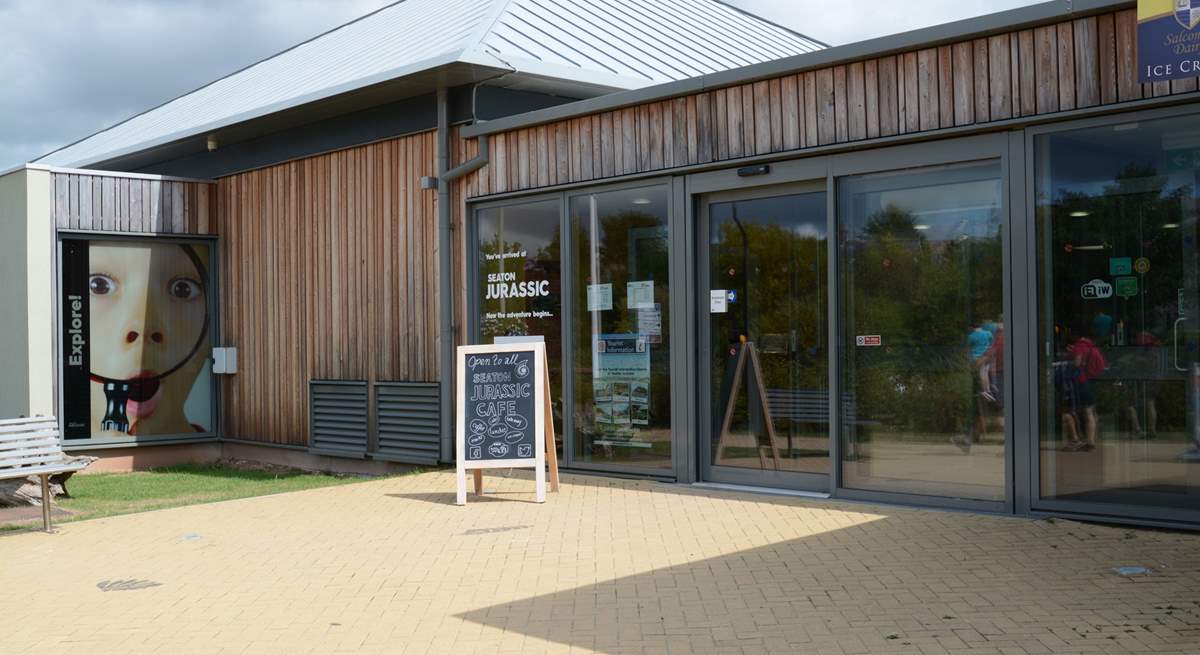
[454,500,1200,653]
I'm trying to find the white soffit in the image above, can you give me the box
[36,0,824,168]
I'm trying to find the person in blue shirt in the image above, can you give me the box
[967,324,994,360]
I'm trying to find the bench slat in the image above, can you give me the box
[0,439,60,453]
[0,453,66,469]
[0,460,87,481]
[0,416,58,425]
[0,431,61,445]
[0,423,60,436]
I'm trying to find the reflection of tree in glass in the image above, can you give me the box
[710,221,827,392]
[572,210,670,439]
[846,203,1003,436]
[1042,162,1192,432]
[1046,163,1187,347]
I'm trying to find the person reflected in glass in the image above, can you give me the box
[1057,324,1107,452]
[955,321,998,453]
[1122,330,1160,440]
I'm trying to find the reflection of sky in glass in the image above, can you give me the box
[708,193,826,244]
[1039,118,1200,203]
[478,200,560,251]
[861,178,1001,241]
[570,186,668,240]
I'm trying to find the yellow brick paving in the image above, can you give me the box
[1,470,1198,654]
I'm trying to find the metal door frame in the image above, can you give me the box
[1022,103,1200,526]
[695,180,832,491]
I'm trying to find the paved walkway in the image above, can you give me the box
[1,470,1198,654]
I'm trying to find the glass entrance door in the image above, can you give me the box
[700,188,830,490]
[1035,112,1200,522]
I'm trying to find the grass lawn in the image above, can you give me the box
[1,462,384,532]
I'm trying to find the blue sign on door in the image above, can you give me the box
[1139,0,1200,83]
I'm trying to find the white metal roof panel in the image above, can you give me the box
[37,0,824,168]
[475,0,823,85]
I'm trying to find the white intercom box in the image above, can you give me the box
[212,347,238,374]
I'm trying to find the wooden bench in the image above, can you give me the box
[0,416,88,532]
[765,389,877,427]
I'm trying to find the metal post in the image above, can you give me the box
[437,87,454,463]
[436,89,491,463]
[40,474,51,532]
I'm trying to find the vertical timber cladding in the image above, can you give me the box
[217,129,444,447]
[464,8,1200,197]
[50,172,215,234]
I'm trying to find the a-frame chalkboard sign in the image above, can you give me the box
[455,342,559,505]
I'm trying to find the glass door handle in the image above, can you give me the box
[1174,317,1189,372]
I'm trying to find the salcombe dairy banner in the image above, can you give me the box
[61,239,213,440]
[1139,0,1200,82]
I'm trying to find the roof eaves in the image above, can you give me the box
[41,50,473,169]
[463,0,1130,138]
[34,0,414,165]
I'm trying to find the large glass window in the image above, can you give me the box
[569,186,672,470]
[839,162,1006,501]
[1036,114,1200,515]
[60,238,215,441]
[476,199,564,442]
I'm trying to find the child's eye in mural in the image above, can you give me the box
[63,241,213,440]
[89,274,116,295]
[168,277,202,301]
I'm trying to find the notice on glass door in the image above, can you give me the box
[593,334,651,433]
[627,280,655,309]
[637,303,662,344]
[710,289,728,313]
[587,283,613,311]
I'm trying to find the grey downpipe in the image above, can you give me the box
[436,87,490,463]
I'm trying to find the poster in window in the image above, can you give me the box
[61,239,213,439]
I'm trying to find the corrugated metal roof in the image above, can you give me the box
[472,0,824,85]
[36,0,824,168]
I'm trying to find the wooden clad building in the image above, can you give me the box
[4,0,1199,527]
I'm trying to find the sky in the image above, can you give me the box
[0,0,1040,171]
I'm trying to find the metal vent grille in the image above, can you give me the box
[309,380,368,457]
[374,382,440,465]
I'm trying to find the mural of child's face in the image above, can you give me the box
[88,242,208,434]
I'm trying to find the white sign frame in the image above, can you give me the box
[456,341,549,505]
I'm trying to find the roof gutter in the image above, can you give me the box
[462,0,1133,138]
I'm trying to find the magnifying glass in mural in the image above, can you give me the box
[85,243,210,436]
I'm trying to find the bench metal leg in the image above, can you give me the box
[40,474,52,533]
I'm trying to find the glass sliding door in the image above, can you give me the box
[568,186,672,471]
[839,161,1007,501]
[1034,113,1200,521]
[701,188,830,489]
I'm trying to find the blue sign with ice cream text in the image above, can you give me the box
[1139,0,1200,83]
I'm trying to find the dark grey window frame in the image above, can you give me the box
[685,133,1017,514]
[467,178,678,480]
[463,101,1200,528]
[1022,103,1200,527]
[694,179,832,492]
[52,230,222,450]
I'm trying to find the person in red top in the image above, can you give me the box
[1060,329,1106,452]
